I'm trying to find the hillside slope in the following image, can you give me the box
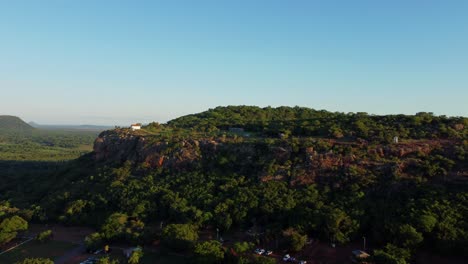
[0,115,98,160]
[2,106,467,261]
[0,115,34,133]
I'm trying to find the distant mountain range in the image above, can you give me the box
[28,122,113,131]
[0,115,112,134]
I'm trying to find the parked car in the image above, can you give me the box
[255,248,266,255]
[265,250,273,255]
[299,261,307,264]
[283,254,291,261]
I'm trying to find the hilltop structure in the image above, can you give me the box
[130,123,141,131]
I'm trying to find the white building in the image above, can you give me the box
[131,124,141,131]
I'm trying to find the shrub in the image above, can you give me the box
[15,258,54,264]
[36,230,52,243]
[161,224,198,251]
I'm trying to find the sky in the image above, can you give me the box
[0,0,467,125]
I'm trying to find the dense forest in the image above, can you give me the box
[1,106,467,264]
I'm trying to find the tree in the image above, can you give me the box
[374,244,410,264]
[15,258,54,264]
[36,230,52,243]
[416,214,437,233]
[193,240,225,264]
[214,202,233,231]
[0,215,28,245]
[282,228,307,251]
[128,249,143,264]
[322,207,358,244]
[85,232,103,252]
[329,125,344,138]
[161,224,198,251]
[396,224,423,248]
[96,257,119,264]
[101,213,128,240]
[100,213,144,242]
[233,241,254,253]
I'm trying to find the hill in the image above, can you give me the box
[0,116,101,161]
[29,123,113,131]
[0,115,34,133]
[1,106,467,263]
[168,106,467,141]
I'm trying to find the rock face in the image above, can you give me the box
[94,130,203,171]
[93,130,293,178]
[93,130,460,184]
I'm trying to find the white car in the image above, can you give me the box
[265,250,273,255]
[283,254,291,261]
[255,248,265,255]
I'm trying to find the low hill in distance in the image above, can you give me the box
[29,123,113,132]
[0,115,104,161]
[0,115,34,133]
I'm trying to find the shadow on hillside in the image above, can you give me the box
[0,160,68,176]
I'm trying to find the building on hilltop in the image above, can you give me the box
[130,123,141,131]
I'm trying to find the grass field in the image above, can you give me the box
[0,240,76,263]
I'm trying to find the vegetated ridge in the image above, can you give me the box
[1,106,467,264]
[0,115,34,133]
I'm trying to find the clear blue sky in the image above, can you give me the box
[1,0,467,125]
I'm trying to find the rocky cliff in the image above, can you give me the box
[93,129,465,184]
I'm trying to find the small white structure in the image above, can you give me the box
[393,136,399,143]
[130,123,141,131]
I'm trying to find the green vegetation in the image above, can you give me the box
[168,106,467,141]
[0,115,99,161]
[0,116,34,133]
[0,215,28,245]
[1,106,467,263]
[193,240,224,264]
[128,249,143,264]
[35,230,52,243]
[85,232,104,252]
[282,228,307,252]
[96,256,120,264]
[15,258,54,264]
[161,224,199,251]
[374,244,411,264]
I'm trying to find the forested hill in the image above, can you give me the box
[168,106,467,141]
[0,115,34,133]
[2,106,467,263]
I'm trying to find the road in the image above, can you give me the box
[54,244,86,264]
